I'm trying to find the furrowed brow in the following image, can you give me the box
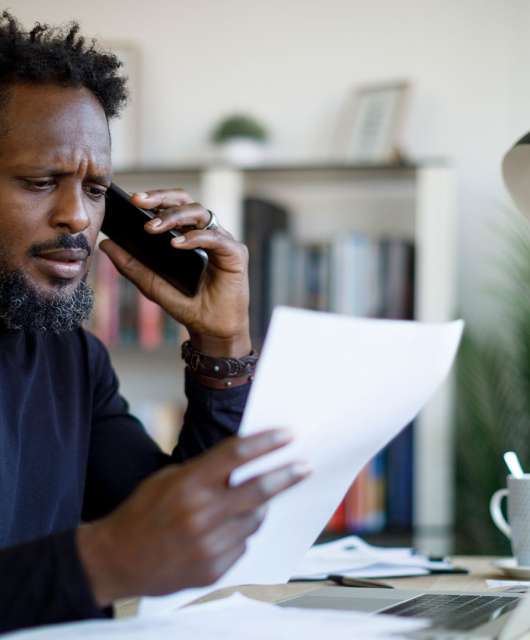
[14,165,112,184]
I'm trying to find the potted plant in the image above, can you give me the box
[455,213,530,554]
[210,113,269,166]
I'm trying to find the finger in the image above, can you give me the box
[218,461,311,518]
[202,542,247,585]
[170,229,248,269]
[189,429,294,481]
[144,203,209,233]
[144,204,232,240]
[131,188,194,210]
[200,508,266,558]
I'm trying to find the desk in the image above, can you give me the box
[116,556,530,638]
[193,555,500,604]
[116,555,508,617]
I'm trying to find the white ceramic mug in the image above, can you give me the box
[490,475,530,565]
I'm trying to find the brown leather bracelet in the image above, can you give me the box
[181,340,258,389]
[190,371,255,389]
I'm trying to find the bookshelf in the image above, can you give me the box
[105,161,457,555]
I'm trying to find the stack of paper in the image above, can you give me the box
[292,535,456,580]
[5,594,429,640]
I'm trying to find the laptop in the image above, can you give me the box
[278,586,530,639]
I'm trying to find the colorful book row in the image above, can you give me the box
[244,197,415,534]
[86,251,184,349]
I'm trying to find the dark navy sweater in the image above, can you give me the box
[0,327,249,633]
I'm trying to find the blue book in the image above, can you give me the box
[386,422,414,529]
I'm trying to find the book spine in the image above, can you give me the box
[92,252,120,346]
[262,225,415,536]
[137,293,163,351]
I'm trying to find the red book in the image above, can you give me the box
[344,465,369,531]
[92,252,120,347]
[137,293,162,351]
[326,499,346,533]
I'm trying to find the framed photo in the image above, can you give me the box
[333,81,410,165]
[100,41,142,170]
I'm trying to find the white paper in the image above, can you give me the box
[487,580,530,590]
[292,535,452,579]
[141,307,463,616]
[4,594,428,640]
[338,564,429,579]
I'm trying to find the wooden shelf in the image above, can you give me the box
[114,158,449,177]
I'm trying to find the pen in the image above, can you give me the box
[327,575,394,589]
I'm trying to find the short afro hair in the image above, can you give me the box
[0,11,128,119]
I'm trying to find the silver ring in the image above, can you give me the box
[203,209,219,231]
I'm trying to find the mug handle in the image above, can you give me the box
[490,489,511,538]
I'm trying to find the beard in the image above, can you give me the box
[0,236,94,333]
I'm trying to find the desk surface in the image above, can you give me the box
[193,555,501,605]
[116,555,512,617]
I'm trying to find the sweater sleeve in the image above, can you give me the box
[172,368,251,463]
[0,529,108,634]
[82,334,251,520]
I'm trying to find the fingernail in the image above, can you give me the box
[171,235,186,245]
[148,218,162,228]
[270,428,294,445]
[290,461,312,477]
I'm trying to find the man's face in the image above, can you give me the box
[0,83,112,331]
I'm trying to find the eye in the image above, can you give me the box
[85,184,107,200]
[23,178,55,191]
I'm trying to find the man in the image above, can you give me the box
[0,13,309,633]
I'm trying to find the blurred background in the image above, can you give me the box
[13,0,530,556]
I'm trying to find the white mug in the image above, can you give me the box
[490,475,530,565]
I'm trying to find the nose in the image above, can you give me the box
[48,184,90,235]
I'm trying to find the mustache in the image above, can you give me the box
[29,234,92,258]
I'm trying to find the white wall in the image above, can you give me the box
[12,0,530,329]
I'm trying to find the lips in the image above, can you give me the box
[37,249,88,262]
[34,248,88,280]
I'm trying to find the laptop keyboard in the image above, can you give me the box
[382,594,519,631]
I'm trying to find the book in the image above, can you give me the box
[87,251,182,350]
[255,223,416,535]
[380,239,415,320]
[243,198,289,346]
[91,251,120,346]
[138,292,163,351]
[119,279,138,344]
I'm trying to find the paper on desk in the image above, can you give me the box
[487,580,530,590]
[141,308,463,616]
[292,535,452,579]
[4,594,429,640]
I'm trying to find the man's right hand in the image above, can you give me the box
[77,429,309,606]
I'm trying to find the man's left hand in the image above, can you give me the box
[99,188,251,358]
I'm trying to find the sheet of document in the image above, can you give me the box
[292,535,453,579]
[4,593,428,640]
[141,307,463,616]
[487,580,530,590]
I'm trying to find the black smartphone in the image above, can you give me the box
[102,183,208,297]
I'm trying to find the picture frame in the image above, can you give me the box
[100,40,142,170]
[333,80,410,165]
